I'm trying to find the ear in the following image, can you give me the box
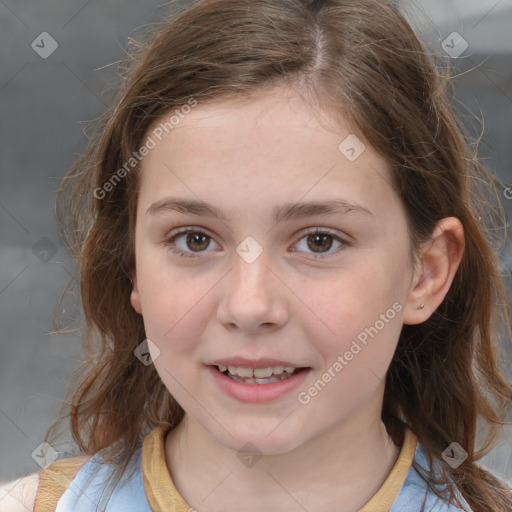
[403,217,464,325]
[130,270,143,314]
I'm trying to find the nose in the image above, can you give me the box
[217,251,289,334]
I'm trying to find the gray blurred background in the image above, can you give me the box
[1,0,511,488]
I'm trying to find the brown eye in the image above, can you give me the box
[165,229,219,258]
[293,229,348,258]
[184,232,210,251]
[306,233,334,253]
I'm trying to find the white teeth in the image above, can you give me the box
[237,367,254,378]
[218,364,299,380]
[253,367,273,378]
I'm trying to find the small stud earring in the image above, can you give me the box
[417,303,425,310]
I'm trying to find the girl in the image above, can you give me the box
[3,0,512,510]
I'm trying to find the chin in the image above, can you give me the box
[206,418,307,455]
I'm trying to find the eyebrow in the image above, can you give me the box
[146,197,373,223]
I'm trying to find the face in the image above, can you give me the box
[130,86,415,454]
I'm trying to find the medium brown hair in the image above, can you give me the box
[48,0,512,509]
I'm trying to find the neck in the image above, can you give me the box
[164,400,401,512]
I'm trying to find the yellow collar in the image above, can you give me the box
[142,425,418,512]
[142,425,191,511]
[360,427,418,511]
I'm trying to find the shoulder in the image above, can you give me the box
[0,455,90,512]
[0,473,40,511]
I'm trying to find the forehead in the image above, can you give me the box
[146,87,355,153]
[138,87,397,219]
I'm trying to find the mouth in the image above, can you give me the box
[213,364,309,384]
[207,360,312,402]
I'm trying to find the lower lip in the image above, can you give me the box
[207,365,311,403]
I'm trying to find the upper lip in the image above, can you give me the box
[208,357,306,368]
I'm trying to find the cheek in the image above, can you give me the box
[310,259,403,336]
[141,283,211,399]
[300,255,405,396]
[296,267,404,420]
[136,261,213,355]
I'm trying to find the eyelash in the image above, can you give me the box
[163,227,351,259]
